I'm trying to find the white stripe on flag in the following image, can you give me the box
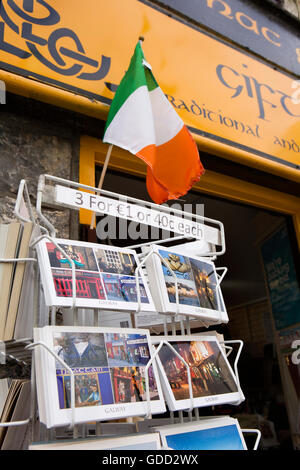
[103,85,155,153]
[104,86,184,152]
[149,87,184,146]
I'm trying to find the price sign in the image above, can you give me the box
[55,185,221,245]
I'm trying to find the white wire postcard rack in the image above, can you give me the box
[25,173,228,330]
[21,334,259,450]
[0,176,262,451]
[21,336,243,430]
[29,324,167,431]
[151,336,245,412]
[10,178,202,334]
[136,244,229,326]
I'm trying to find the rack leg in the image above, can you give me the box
[73,425,79,439]
[94,309,101,327]
[34,264,41,327]
[46,428,52,442]
[130,313,136,328]
[186,317,191,335]
[96,421,102,436]
[163,317,168,336]
[39,422,48,442]
[73,308,79,326]
[50,306,56,325]
[29,356,38,445]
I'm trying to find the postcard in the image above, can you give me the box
[142,245,228,323]
[151,335,244,411]
[33,326,165,428]
[36,238,155,311]
[29,432,162,450]
[152,418,247,450]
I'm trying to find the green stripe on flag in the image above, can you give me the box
[104,42,158,133]
[145,67,158,92]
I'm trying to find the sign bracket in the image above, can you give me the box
[36,174,226,258]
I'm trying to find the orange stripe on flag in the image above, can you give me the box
[146,169,170,205]
[136,125,204,204]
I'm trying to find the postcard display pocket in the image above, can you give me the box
[151,335,244,412]
[33,326,166,427]
[2,175,261,451]
[142,244,229,325]
[35,238,156,313]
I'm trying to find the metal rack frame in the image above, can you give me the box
[0,176,262,451]
[25,341,76,429]
[0,339,33,430]
[0,186,37,432]
[133,249,228,327]
[36,174,226,258]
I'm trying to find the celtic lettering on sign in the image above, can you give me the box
[0,0,118,91]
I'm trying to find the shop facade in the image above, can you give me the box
[0,1,299,239]
[0,0,300,448]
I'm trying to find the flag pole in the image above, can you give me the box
[90,36,144,231]
[89,143,113,230]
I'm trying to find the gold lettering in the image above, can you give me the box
[206,0,233,19]
[261,27,281,47]
[296,48,300,64]
[235,12,259,35]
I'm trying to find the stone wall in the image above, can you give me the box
[0,114,72,238]
[0,93,102,239]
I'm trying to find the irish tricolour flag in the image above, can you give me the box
[103,42,204,204]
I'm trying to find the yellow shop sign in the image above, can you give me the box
[0,0,299,175]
